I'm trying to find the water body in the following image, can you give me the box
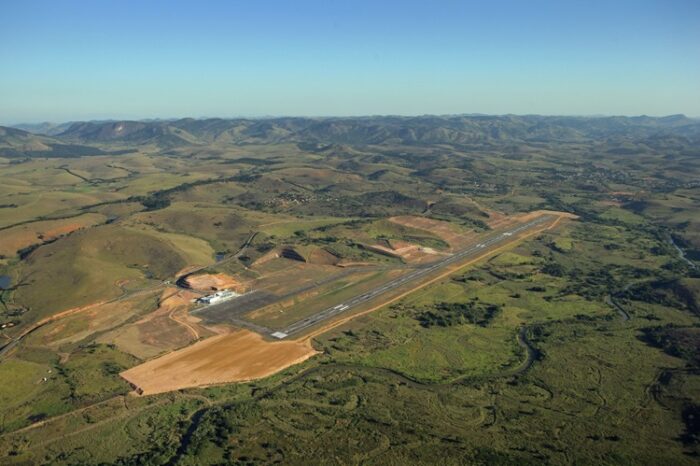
[215,252,226,262]
[0,275,11,290]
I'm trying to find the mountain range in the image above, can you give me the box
[2,114,700,157]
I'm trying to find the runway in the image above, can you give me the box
[271,214,555,339]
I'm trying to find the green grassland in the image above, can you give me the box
[3,213,698,464]
[260,216,358,238]
[0,124,699,464]
[9,224,192,329]
[358,218,451,249]
[0,343,137,433]
[315,223,613,383]
[127,202,270,254]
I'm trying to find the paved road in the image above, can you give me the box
[175,231,259,288]
[272,214,554,339]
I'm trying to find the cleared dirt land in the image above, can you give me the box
[120,330,317,395]
[99,288,210,359]
[182,273,246,293]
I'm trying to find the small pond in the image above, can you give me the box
[0,275,11,290]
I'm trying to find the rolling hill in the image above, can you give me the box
[0,126,129,158]
[36,114,700,148]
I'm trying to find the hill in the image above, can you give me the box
[57,120,200,148]
[37,114,700,149]
[11,122,74,136]
[0,126,124,158]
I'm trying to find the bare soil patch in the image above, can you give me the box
[251,249,280,267]
[120,330,318,395]
[336,261,377,267]
[307,247,340,265]
[364,240,439,263]
[183,273,245,293]
[99,288,212,359]
[31,295,148,348]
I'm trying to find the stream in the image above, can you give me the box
[604,234,696,321]
[668,235,697,269]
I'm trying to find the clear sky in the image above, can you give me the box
[1,0,699,123]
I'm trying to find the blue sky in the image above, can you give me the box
[1,0,699,123]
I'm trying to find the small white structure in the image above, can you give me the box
[271,331,288,339]
[196,290,240,305]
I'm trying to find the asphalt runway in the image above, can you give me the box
[191,290,278,325]
[271,215,554,339]
[190,267,362,328]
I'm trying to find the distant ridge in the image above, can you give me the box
[53,114,700,147]
[11,122,75,136]
[4,114,700,154]
[0,126,130,158]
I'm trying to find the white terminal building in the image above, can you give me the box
[196,290,240,305]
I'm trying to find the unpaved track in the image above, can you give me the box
[169,308,200,340]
